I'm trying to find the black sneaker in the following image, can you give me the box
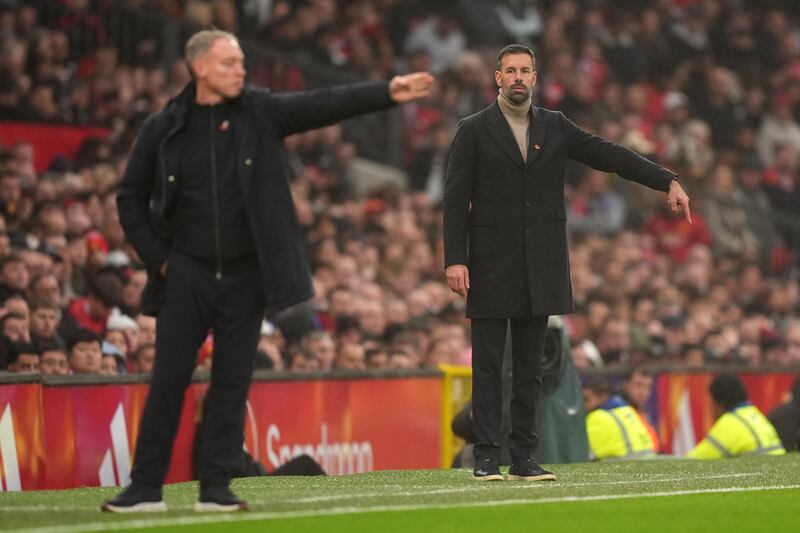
[472,458,504,481]
[101,485,167,513]
[507,459,556,481]
[195,485,249,512]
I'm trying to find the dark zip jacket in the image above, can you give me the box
[117,80,395,316]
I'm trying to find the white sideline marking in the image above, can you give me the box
[295,472,761,502]
[0,472,760,510]
[10,483,800,533]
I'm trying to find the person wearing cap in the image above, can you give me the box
[688,375,785,459]
[443,44,689,482]
[111,28,432,513]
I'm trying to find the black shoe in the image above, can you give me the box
[507,459,556,481]
[472,458,504,481]
[195,485,249,512]
[101,485,167,513]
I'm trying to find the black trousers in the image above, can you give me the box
[130,251,265,488]
[471,316,548,463]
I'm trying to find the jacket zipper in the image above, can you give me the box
[210,106,222,280]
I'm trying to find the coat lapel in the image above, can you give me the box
[485,102,525,169]
[525,105,547,168]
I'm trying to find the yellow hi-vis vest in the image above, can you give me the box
[586,404,657,460]
[687,404,786,459]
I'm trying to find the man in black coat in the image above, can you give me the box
[443,44,691,481]
[105,30,432,513]
[768,377,800,453]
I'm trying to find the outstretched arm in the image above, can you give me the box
[270,72,434,137]
[562,113,691,223]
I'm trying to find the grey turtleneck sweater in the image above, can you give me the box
[497,90,532,162]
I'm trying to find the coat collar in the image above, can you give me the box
[165,81,249,123]
[485,101,546,169]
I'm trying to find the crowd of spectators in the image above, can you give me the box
[0,0,799,378]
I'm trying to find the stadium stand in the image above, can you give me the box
[0,0,798,379]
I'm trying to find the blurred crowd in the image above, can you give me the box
[0,0,799,377]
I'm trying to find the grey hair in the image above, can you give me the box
[184,29,239,76]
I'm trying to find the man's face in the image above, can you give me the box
[309,337,336,370]
[122,271,147,309]
[99,355,118,376]
[30,308,58,338]
[69,340,102,373]
[10,353,39,373]
[623,372,654,409]
[193,38,246,99]
[40,349,69,375]
[583,388,607,412]
[1,260,29,290]
[134,346,155,373]
[495,53,537,104]
[335,344,366,370]
[136,315,157,345]
[32,275,61,306]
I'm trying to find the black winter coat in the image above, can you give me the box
[118,80,395,316]
[443,102,675,318]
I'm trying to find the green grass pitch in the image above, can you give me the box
[1,455,798,532]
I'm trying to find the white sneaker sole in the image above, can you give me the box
[507,473,556,481]
[472,474,504,481]
[194,501,248,512]
[101,501,167,513]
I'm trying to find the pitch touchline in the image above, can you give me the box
[12,484,800,533]
[0,472,760,511]
[293,472,760,503]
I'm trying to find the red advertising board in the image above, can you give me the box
[0,384,45,491]
[1,375,441,490]
[41,384,200,490]
[655,372,796,455]
[243,378,441,475]
[0,122,109,172]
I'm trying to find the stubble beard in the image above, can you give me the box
[505,85,530,104]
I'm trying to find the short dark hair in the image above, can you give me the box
[132,343,155,362]
[0,253,24,270]
[709,375,748,410]
[8,342,40,365]
[67,328,102,353]
[624,367,652,383]
[497,44,535,71]
[38,340,67,354]
[30,299,58,313]
[582,376,612,397]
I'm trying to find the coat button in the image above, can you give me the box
[525,201,532,208]
[525,229,532,236]
[245,158,252,166]
[168,175,176,183]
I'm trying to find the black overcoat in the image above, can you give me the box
[443,102,675,318]
[118,80,395,316]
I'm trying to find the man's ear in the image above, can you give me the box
[191,57,205,78]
